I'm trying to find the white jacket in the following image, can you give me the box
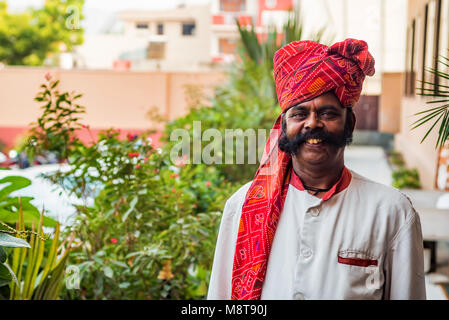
[207,169,426,300]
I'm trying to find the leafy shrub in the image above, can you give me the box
[19,77,237,299]
[20,74,86,163]
[51,130,236,299]
[0,175,68,300]
[392,168,421,189]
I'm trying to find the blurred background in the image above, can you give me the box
[0,0,449,300]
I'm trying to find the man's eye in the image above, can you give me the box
[320,112,338,118]
[293,113,307,118]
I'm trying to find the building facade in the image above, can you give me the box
[398,0,449,190]
[75,0,295,71]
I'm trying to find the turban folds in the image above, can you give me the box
[274,38,375,111]
[231,39,375,300]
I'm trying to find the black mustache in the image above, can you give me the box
[291,130,345,147]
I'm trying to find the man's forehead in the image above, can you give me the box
[287,91,344,112]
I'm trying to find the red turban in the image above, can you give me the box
[274,38,375,111]
[231,39,375,300]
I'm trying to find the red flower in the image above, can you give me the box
[128,152,140,158]
[192,204,197,208]
[170,173,180,178]
[135,164,142,169]
[171,188,176,193]
[44,72,52,81]
[205,181,211,187]
[110,238,118,244]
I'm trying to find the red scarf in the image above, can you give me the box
[231,39,375,300]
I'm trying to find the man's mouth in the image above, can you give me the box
[305,138,324,145]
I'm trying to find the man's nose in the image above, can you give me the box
[304,112,323,130]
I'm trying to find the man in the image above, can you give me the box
[207,39,426,300]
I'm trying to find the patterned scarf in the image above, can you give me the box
[231,38,375,300]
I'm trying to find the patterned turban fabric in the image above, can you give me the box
[231,38,375,300]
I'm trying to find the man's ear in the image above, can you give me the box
[350,110,356,133]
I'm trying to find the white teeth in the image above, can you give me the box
[307,139,322,144]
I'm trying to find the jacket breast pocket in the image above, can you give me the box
[338,250,378,267]
[336,249,384,299]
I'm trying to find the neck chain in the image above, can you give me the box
[302,183,332,195]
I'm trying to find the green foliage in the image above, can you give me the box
[387,150,406,168]
[49,129,236,299]
[414,55,449,148]
[7,207,69,300]
[0,175,57,228]
[21,78,237,299]
[164,60,279,183]
[392,168,421,189]
[21,74,86,162]
[0,216,30,298]
[388,150,421,189]
[0,0,84,66]
[0,202,68,300]
[0,165,65,300]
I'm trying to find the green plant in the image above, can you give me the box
[0,174,57,228]
[0,218,31,300]
[0,173,69,300]
[414,55,449,147]
[21,74,86,162]
[0,0,84,66]
[48,129,236,299]
[8,207,70,300]
[387,150,406,168]
[392,168,421,189]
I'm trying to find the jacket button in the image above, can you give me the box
[294,292,304,300]
[308,207,320,216]
[301,247,313,258]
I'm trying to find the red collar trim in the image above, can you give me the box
[290,166,352,201]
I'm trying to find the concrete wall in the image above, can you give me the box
[395,95,440,190]
[396,0,443,190]
[379,72,404,134]
[0,67,226,148]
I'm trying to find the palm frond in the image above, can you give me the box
[413,54,449,148]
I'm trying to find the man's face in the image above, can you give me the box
[280,91,354,165]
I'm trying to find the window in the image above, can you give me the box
[405,21,416,95]
[439,0,449,87]
[422,0,439,94]
[157,23,164,35]
[219,38,237,55]
[219,0,246,12]
[136,22,149,29]
[182,22,195,36]
[148,42,165,60]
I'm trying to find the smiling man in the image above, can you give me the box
[207,39,426,300]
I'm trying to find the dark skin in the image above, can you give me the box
[283,92,356,198]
